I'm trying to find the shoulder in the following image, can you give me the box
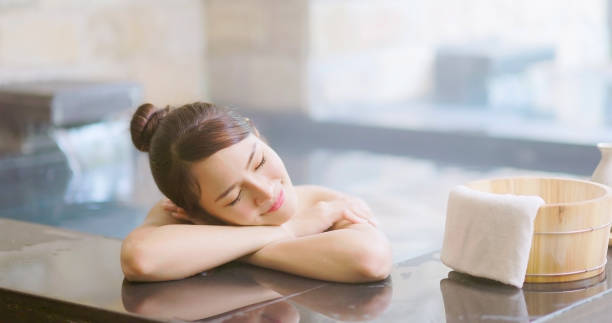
[295,185,345,204]
[294,185,349,215]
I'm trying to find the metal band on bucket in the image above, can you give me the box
[525,259,607,277]
[534,221,612,235]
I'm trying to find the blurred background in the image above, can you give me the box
[1,0,611,260]
[0,0,612,143]
[3,0,612,141]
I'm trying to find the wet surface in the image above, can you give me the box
[0,114,610,321]
[2,217,612,322]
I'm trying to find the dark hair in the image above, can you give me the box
[130,102,252,223]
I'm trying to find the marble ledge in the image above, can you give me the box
[2,217,612,322]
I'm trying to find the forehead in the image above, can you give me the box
[190,134,259,196]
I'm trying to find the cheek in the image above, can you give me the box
[233,199,261,220]
[267,154,288,177]
[208,203,251,225]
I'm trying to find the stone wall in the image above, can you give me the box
[0,0,206,106]
[307,0,610,118]
[205,0,610,117]
[1,0,609,117]
[204,0,309,113]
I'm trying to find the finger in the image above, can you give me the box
[162,199,172,208]
[349,202,370,220]
[175,208,188,218]
[171,212,189,221]
[351,198,373,216]
[331,200,375,226]
[355,198,373,215]
[342,209,367,224]
[353,210,378,227]
[345,199,370,219]
[366,216,379,227]
[345,205,378,227]
[347,199,378,227]
[162,199,178,212]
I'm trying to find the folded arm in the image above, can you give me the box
[120,200,292,282]
[240,222,392,283]
[122,188,392,283]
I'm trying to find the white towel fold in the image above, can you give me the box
[441,185,545,288]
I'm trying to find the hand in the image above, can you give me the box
[162,199,209,225]
[341,195,378,227]
[281,197,378,238]
[320,192,379,228]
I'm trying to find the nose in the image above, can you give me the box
[247,175,274,206]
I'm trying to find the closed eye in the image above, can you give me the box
[228,190,242,206]
[227,155,264,207]
[255,155,266,170]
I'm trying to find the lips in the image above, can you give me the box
[266,189,285,213]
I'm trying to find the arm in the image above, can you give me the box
[241,186,391,283]
[120,200,292,282]
[240,222,392,283]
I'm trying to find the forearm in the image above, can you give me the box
[121,224,291,282]
[241,224,392,283]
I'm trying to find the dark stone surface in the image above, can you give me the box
[1,218,612,322]
[0,288,159,323]
[0,81,141,155]
[0,81,141,127]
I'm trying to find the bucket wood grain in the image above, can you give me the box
[466,177,612,283]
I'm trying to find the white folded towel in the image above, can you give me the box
[441,185,545,288]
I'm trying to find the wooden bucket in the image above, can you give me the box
[466,177,612,283]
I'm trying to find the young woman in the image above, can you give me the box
[121,102,392,283]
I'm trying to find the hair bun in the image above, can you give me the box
[130,103,169,152]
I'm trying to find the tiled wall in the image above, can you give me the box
[204,0,310,113]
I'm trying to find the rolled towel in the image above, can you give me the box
[441,185,545,288]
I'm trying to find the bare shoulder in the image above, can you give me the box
[294,185,345,203]
[293,185,352,221]
[295,185,377,231]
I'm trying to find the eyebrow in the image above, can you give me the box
[215,142,257,202]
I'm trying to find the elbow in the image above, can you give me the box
[121,239,157,282]
[353,238,393,282]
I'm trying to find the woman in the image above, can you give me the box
[121,102,392,283]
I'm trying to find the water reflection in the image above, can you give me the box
[523,274,607,318]
[441,270,607,322]
[122,264,392,322]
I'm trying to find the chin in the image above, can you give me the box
[264,210,292,226]
[267,202,296,226]
[263,183,297,226]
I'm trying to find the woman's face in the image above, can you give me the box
[191,134,297,226]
